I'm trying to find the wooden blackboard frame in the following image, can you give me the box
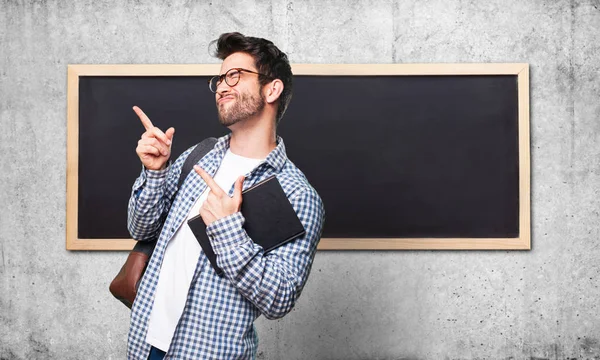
[66,63,530,251]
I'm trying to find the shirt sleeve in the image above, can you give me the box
[205,186,325,320]
[127,147,194,241]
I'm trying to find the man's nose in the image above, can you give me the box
[216,80,231,94]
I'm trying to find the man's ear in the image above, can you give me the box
[265,79,284,104]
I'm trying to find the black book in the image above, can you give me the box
[187,175,306,276]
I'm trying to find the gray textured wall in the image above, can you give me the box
[1,0,599,359]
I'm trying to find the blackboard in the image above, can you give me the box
[66,64,530,250]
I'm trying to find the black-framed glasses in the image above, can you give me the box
[208,68,273,93]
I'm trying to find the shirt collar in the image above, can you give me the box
[214,133,287,172]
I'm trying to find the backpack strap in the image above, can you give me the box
[177,137,218,189]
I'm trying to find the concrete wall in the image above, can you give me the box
[1,0,599,359]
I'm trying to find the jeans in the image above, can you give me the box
[148,346,166,360]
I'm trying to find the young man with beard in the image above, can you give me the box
[126,32,325,360]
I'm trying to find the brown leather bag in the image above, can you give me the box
[109,138,217,308]
[109,245,154,308]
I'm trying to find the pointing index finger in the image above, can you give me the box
[133,106,154,130]
[194,166,225,196]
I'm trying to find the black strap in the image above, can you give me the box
[133,137,217,254]
[177,137,218,189]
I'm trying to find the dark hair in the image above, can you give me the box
[211,32,293,125]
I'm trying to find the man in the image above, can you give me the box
[126,32,325,359]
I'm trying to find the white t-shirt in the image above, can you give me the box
[146,149,264,352]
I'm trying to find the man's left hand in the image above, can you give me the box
[194,165,245,226]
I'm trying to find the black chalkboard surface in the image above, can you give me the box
[67,64,530,250]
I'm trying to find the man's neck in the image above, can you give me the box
[228,117,277,160]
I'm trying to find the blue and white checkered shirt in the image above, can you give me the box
[126,134,325,359]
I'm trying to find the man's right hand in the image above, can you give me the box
[133,106,175,171]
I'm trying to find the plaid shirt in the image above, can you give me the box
[126,134,325,359]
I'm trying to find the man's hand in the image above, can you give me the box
[194,165,245,226]
[133,105,175,171]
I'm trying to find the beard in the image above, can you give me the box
[217,90,265,127]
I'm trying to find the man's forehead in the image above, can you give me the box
[220,52,256,73]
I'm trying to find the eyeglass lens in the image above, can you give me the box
[209,69,241,92]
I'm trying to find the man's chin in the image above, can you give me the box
[218,115,241,127]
